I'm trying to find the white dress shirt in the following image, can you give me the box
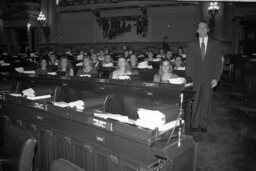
[199,36,208,54]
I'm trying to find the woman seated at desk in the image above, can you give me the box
[153,59,178,83]
[173,55,184,70]
[57,56,74,76]
[102,55,114,67]
[129,54,139,75]
[36,58,51,75]
[111,57,131,79]
[48,52,59,71]
[76,56,98,76]
[145,50,155,62]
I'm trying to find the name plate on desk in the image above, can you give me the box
[88,117,113,131]
[33,102,47,110]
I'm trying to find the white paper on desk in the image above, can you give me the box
[135,119,160,130]
[76,62,83,66]
[80,74,91,78]
[68,100,85,110]
[9,93,22,97]
[22,88,35,97]
[15,67,24,73]
[23,70,36,74]
[47,72,57,75]
[175,67,185,71]
[118,75,130,80]
[168,77,186,84]
[137,108,166,125]
[52,101,69,108]
[27,95,51,100]
[94,113,130,123]
[153,58,161,62]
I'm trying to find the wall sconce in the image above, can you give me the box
[208,2,219,35]
[37,11,50,42]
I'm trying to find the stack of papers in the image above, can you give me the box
[94,113,129,122]
[22,88,35,97]
[15,67,24,73]
[102,63,114,67]
[9,93,22,97]
[68,100,85,110]
[138,61,153,69]
[47,72,57,75]
[14,67,35,74]
[168,77,186,84]
[79,74,91,78]
[153,58,161,62]
[53,100,85,110]
[22,88,51,100]
[175,67,185,71]
[76,62,83,66]
[136,108,182,131]
[118,75,130,80]
[23,70,36,74]
[137,108,166,125]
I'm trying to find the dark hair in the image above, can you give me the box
[37,58,48,69]
[58,56,73,71]
[197,20,209,27]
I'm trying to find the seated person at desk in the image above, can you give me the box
[145,50,155,62]
[165,50,173,61]
[57,56,74,76]
[156,48,166,59]
[48,52,59,71]
[153,59,178,83]
[76,56,98,76]
[91,53,100,68]
[124,50,130,58]
[176,46,185,57]
[129,54,139,75]
[102,55,114,67]
[98,49,105,61]
[111,57,131,79]
[174,55,184,70]
[129,54,138,69]
[36,58,51,75]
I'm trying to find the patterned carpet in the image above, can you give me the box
[195,83,256,171]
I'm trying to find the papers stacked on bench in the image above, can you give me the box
[175,67,185,71]
[135,108,179,131]
[15,67,35,74]
[53,100,85,110]
[168,77,186,84]
[94,113,129,122]
[22,88,51,100]
[138,61,153,69]
[79,74,91,78]
[118,75,130,80]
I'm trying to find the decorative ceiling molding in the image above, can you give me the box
[58,0,197,13]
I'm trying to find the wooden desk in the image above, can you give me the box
[0,74,196,171]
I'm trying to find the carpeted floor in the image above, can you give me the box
[195,82,256,171]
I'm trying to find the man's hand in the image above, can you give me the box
[211,79,218,88]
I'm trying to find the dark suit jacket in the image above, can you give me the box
[186,38,222,88]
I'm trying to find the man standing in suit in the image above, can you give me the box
[186,20,222,133]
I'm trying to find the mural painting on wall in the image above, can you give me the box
[97,15,148,40]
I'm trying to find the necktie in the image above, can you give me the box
[201,38,205,60]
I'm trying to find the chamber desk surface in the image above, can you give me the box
[0,74,196,171]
